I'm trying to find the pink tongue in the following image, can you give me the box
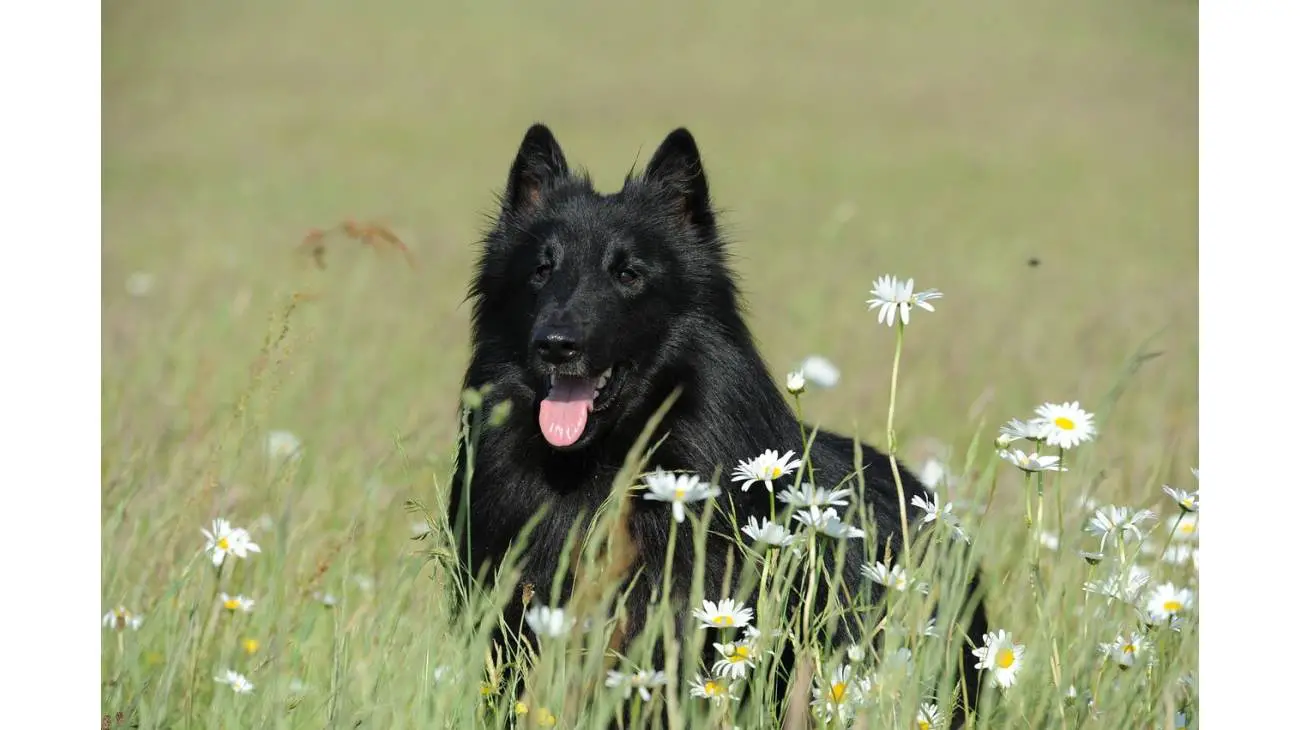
[539,375,597,447]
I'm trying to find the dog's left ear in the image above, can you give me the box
[645,128,715,233]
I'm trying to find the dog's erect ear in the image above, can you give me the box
[503,123,570,216]
[644,128,714,232]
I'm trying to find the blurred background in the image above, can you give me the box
[102,0,1197,509]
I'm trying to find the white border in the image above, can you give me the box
[1201,1,1300,724]
[1,1,101,725]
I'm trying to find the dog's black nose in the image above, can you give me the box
[534,327,582,365]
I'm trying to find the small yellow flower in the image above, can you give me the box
[242,638,260,655]
[535,708,558,726]
[514,702,528,715]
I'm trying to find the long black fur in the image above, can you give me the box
[448,123,988,724]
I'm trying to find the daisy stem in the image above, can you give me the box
[661,517,683,730]
[1055,446,1066,536]
[1033,470,1045,567]
[1155,512,1186,565]
[885,322,913,567]
[801,531,819,652]
[1022,470,1033,531]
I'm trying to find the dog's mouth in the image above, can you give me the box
[538,364,626,448]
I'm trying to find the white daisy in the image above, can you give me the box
[785,370,807,395]
[218,593,255,613]
[862,560,928,593]
[266,430,303,460]
[214,669,254,694]
[1084,565,1151,603]
[793,506,865,539]
[201,519,261,567]
[910,493,969,543]
[866,274,943,327]
[1168,513,1199,541]
[797,355,841,389]
[1162,485,1199,513]
[776,482,852,509]
[102,606,143,631]
[641,469,720,523]
[688,674,737,705]
[1145,582,1194,621]
[524,605,575,639]
[1030,401,1096,449]
[1086,506,1155,550]
[972,629,1025,689]
[605,668,667,702]
[741,515,796,547]
[917,702,944,730]
[711,639,758,680]
[998,418,1050,446]
[693,598,754,630]
[811,664,856,725]
[1039,531,1060,550]
[998,449,1064,473]
[847,643,867,663]
[1100,631,1146,669]
[731,450,803,493]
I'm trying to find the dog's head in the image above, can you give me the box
[470,124,732,451]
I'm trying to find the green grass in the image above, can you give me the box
[102,0,1197,727]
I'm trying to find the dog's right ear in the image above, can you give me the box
[502,124,570,217]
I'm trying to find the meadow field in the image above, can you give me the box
[102,0,1198,727]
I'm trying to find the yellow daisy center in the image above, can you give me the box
[704,680,721,696]
[765,465,783,479]
[224,598,240,610]
[995,647,1016,669]
[1054,416,1076,430]
[217,537,230,551]
[674,488,686,500]
[717,615,735,627]
[1122,643,1136,655]
[829,682,847,703]
[242,638,259,654]
[1178,522,1196,535]
[919,721,931,730]
[727,645,751,663]
[1163,599,1183,613]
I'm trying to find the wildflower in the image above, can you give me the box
[1168,513,1199,541]
[866,275,942,327]
[1086,506,1155,550]
[1162,485,1199,513]
[786,370,806,395]
[910,493,969,543]
[1030,401,1096,449]
[999,449,1064,473]
[219,593,256,613]
[998,418,1050,445]
[731,450,803,493]
[266,430,303,460]
[712,640,758,680]
[972,630,1025,689]
[525,605,575,639]
[1039,531,1060,550]
[101,606,143,631]
[1145,582,1194,621]
[776,482,852,509]
[642,469,720,523]
[214,669,254,694]
[313,591,339,607]
[287,678,308,694]
[1084,565,1150,603]
[797,355,840,388]
[693,598,753,630]
[241,638,260,655]
[917,703,944,730]
[534,708,558,727]
[1078,549,1104,565]
[863,560,928,593]
[917,458,949,490]
[688,674,738,705]
[793,506,865,539]
[847,644,866,663]
[811,664,856,724]
[741,516,796,547]
[1100,631,1145,668]
[201,518,261,567]
[605,668,667,702]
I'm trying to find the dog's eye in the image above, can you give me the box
[616,268,639,286]
[532,263,553,283]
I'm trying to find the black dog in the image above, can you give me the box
[448,123,987,723]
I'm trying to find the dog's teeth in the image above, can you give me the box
[597,368,612,389]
